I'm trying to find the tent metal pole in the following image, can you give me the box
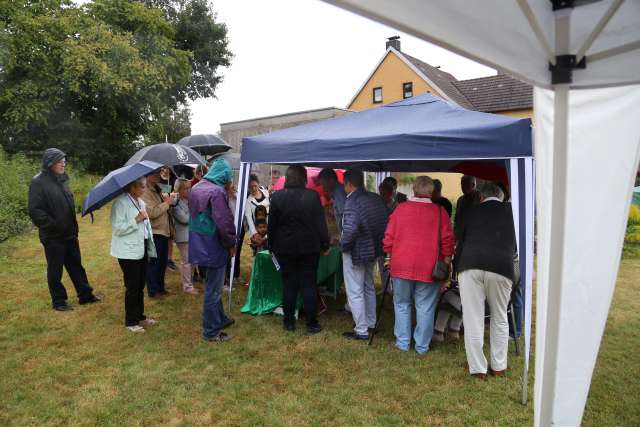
[522,157,535,405]
[575,0,624,63]
[229,162,251,309]
[516,0,556,65]
[537,83,569,426]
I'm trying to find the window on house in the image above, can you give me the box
[373,87,383,104]
[403,82,413,99]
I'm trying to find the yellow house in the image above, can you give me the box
[348,37,533,198]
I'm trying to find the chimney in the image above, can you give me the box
[386,36,401,51]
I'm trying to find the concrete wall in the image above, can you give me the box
[220,107,352,185]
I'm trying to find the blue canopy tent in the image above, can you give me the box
[233,93,534,401]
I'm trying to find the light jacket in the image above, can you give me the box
[110,193,157,260]
[170,199,190,243]
[142,184,172,237]
[244,187,270,236]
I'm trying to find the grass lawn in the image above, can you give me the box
[1,212,638,426]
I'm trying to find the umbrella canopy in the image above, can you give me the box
[126,143,206,167]
[177,134,232,156]
[82,160,163,216]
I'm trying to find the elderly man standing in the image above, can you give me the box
[340,170,388,340]
[383,176,454,354]
[189,158,237,342]
[143,169,177,298]
[457,182,516,378]
[28,148,100,311]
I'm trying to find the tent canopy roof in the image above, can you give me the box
[241,93,532,172]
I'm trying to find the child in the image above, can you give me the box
[433,283,463,342]
[250,219,269,255]
[170,178,197,295]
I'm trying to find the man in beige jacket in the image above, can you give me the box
[143,169,177,298]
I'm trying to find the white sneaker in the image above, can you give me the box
[126,325,145,333]
[184,287,198,295]
[140,318,157,327]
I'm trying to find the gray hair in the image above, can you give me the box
[413,175,434,196]
[478,182,504,201]
[174,177,191,192]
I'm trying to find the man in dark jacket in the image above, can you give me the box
[268,165,330,334]
[456,182,516,379]
[340,170,389,340]
[28,148,99,311]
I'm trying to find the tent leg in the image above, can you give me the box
[522,157,535,406]
[229,162,251,310]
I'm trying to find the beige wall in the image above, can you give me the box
[498,109,532,118]
[349,52,440,111]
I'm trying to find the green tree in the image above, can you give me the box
[144,105,192,145]
[0,0,231,173]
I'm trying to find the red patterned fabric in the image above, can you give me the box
[383,199,454,283]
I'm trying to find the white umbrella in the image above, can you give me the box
[322,1,640,425]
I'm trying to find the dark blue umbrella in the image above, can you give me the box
[82,160,163,216]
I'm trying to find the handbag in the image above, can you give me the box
[431,205,450,282]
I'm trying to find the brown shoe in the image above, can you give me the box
[489,368,506,377]
[470,373,487,380]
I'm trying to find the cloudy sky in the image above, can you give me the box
[190,0,495,134]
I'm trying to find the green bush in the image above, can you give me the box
[0,149,97,242]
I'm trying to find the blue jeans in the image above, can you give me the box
[147,234,168,296]
[393,278,440,354]
[202,265,229,339]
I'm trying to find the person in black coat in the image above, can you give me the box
[268,165,330,334]
[27,148,100,311]
[456,182,516,378]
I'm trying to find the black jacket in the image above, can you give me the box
[268,186,330,256]
[456,200,516,282]
[28,149,78,244]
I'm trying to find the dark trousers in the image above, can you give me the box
[146,234,168,296]
[42,237,94,307]
[279,253,319,327]
[118,251,148,327]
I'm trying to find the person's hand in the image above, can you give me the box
[320,249,330,256]
[229,246,236,258]
[162,193,171,203]
[439,283,449,294]
[135,211,148,223]
[169,192,179,204]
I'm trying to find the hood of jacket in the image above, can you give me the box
[204,158,232,187]
[41,148,66,172]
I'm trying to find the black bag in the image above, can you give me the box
[432,205,450,282]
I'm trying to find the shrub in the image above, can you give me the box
[0,149,97,242]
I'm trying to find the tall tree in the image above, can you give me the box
[0,0,231,173]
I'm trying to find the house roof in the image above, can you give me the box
[348,47,533,113]
[400,52,475,110]
[452,74,533,112]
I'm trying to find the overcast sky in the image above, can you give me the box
[190,0,495,134]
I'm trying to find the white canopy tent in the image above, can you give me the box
[321,1,640,425]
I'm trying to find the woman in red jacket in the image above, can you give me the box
[382,176,454,354]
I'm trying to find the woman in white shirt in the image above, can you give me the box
[110,177,157,333]
[244,174,270,244]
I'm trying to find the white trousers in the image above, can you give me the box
[459,269,512,374]
[343,253,376,335]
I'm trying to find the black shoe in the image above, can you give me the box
[342,331,368,340]
[53,304,74,312]
[167,260,177,271]
[203,332,231,342]
[158,290,170,296]
[307,324,322,335]
[283,322,295,332]
[223,317,235,329]
[79,295,101,305]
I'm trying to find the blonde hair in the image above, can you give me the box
[174,178,191,192]
[413,176,434,196]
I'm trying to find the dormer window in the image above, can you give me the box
[403,82,413,99]
[373,87,383,104]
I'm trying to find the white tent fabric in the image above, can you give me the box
[321,0,640,425]
[533,85,640,426]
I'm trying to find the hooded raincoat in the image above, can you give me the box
[28,148,78,244]
[188,159,236,268]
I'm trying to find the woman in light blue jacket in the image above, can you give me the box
[111,177,157,333]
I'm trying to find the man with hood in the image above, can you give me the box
[28,148,100,311]
[189,158,237,342]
